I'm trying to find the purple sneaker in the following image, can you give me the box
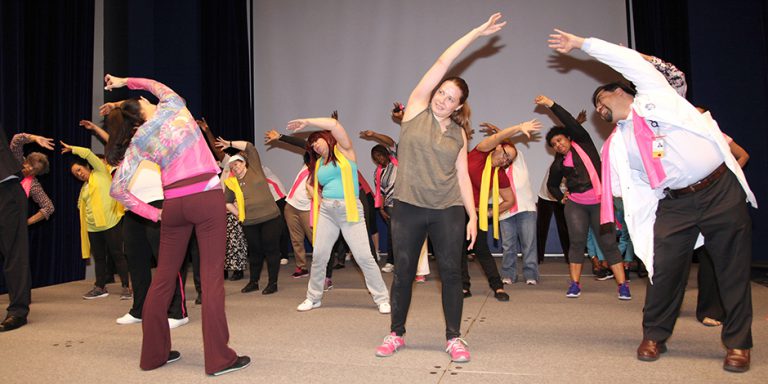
[446,338,471,362]
[375,332,405,357]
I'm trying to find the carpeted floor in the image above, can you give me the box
[0,257,765,384]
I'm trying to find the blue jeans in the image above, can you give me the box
[586,226,605,261]
[499,211,539,282]
[613,197,634,262]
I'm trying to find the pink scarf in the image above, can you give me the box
[21,176,33,197]
[600,109,667,224]
[564,141,602,205]
[374,156,398,208]
[505,166,518,214]
[265,178,285,199]
[288,168,310,199]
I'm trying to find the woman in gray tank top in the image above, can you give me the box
[375,12,507,364]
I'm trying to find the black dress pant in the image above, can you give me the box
[536,197,569,263]
[461,223,503,291]
[243,216,284,285]
[0,180,30,319]
[88,220,129,289]
[644,170,752,349]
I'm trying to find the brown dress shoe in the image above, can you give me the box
[637,339,667,362]
[723,348,750,373]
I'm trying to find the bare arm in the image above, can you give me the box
[403,13,506,122]
[729,140,750,168]
[197,118,225,162]
[475,120,541,152]
[79,120,110,142]
[497,186,516,214]
[225,203,239,216]
[287,118,355,161]
[454,132,477,250]
[359,130,396,147]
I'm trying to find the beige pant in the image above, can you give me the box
[284,203,311,269]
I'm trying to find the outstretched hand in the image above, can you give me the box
[548,29,584,54]
[518,119,543,138]
[359,130,375,139]
[104,74,127,91]
[98,102,117,116]
[391,102,404,124]
[264,129,280,144]
[479,122,500,136]
[576,110,588,124]
[29,134,55,150]
[214,136,230,150]
[79,120,99,131]
[196,118,209,132]
[476,13,507,37]
[59,141,72,154]
[286,119,309,132]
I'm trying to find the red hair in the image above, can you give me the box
[306,131,338,184]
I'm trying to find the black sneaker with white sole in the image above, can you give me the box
[211,356,251,376]
[167,350,181,364]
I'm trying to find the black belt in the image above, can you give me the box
[663,163,727,199]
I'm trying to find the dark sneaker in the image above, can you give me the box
[595,268,614,281]
[261,283,278,295]
[83,286,108,300]
[566,282,581,298]
[167,350,181,364]
[463,289,472,298]
[241,281,259,293]
[120,286,132,300]
[228,270,244,281]
[211,356,251,376]
[618,282,632,300]
[291,268,309,278]
[494,290,510,302]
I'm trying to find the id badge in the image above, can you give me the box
[652,138,665,158]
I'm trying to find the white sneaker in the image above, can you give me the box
[116,313,142,325]
[378,302,391,314]
[526,279,538,285]
[280,258,288,265]
[381,263,394,273]
[297,299,321,312]
[168,317,189,329]
[502,278,513,285]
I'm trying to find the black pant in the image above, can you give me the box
[462,223,503,291]
[275,198,292,259]
[384,206,394,265]
[243,216,284,285]
[123,202,187,319]
[694,247,725,323]
[0,180,30,319]
[536,197,569,263]
[88,220,129,289]
[644,170,752,349]
[390,200,464,340]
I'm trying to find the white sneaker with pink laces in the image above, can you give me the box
[375,332,405,357]
[446,337,470,362]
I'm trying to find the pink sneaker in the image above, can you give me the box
[415,275,426,283]
[375,332,405,357]
[446,338,470,362]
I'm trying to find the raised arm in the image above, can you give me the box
[475,120,541,152]
[80,120,110,143]
[105,75,184,108]
[359,130,396,147]
[548,29,673,95]
[264,129,310,151]
[11,133,55,163]
[403,13,506,122]
[197,118,225,162]
[287,117,355,160]
[535,95,590,142]
[62,142,107,174]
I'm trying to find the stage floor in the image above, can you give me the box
[1,258,765,383]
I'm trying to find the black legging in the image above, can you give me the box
[390,200,464,340]
[88,219,129,289]
[563,200,621,266]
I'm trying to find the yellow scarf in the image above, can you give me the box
[478,154,500,239]
[223,176,246,222]
[312,147,359,243]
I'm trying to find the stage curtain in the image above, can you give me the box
[0,0,94,292]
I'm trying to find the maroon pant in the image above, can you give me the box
[140,189,237,374]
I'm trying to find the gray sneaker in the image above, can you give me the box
[120,286,132,300]
[83,286,108,300]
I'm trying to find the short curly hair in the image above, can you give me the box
[26,152,50,175]
[545,127,570,147]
